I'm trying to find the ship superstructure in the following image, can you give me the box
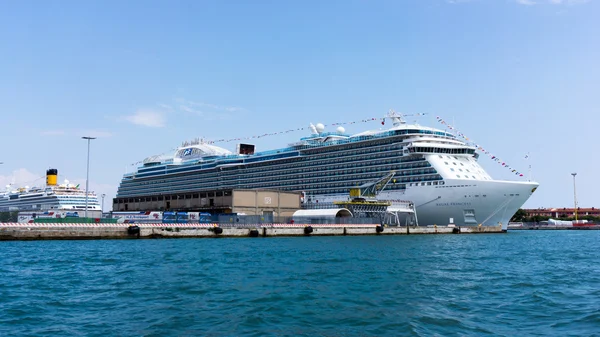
[115,112,538,228]
[0,169,101,212]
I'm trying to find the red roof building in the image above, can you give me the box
[524,207,600,218]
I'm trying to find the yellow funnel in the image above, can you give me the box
[46,169,58,186]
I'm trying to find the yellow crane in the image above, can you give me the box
[347,171,397,201]
[334,171,397,216]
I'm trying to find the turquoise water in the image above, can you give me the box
[1,231,599,336]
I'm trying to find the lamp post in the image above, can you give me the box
[571,173,578,221]
[101,193,106,217]
[82,137,96,219]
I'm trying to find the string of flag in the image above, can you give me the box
[129,112,523,178]
[205,117,382,144]
[130,116,388,166]
[435,116,525,177]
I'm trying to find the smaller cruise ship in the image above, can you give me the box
[0,169,101,213]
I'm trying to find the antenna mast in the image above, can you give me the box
[387,109,406,127]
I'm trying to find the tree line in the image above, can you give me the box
[0,212,19,223]
[510,209,600,223]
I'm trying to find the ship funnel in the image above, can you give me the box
[46,169,58,186]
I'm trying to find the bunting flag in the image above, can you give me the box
[130,115,403,166]
[128,112,523,175]
[435,116,526,178]
[203,117,381,144]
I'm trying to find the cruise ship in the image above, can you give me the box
[115,112,538,229]
[0,169,101,213]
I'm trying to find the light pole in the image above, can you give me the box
[101,193,106,216]
[82,136,96,219]
[571,173,578,221]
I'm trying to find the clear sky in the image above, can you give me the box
[0,0,598,210]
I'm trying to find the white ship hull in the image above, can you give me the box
[0,194,101,213]
[316,179,538,229]
[116,112,539,223]
[1,170,101,213]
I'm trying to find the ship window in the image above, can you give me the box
[459,169,463,172]
[444,162,448,165]
[421,182,425,186]
[456,175,461,178]
[450,168,455,172]
[472,176,476,179]
[453,162,457,165]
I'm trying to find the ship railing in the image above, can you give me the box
[129,150,432,180]
[128,138,440,176]
[128,127,458,171]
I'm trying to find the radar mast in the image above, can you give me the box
[387,109,406,127]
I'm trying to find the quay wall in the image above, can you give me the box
[509,225,600,230]
[0,223,504,241]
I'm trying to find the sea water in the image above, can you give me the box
[1,231,599,336]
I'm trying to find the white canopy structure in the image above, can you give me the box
[387,205,415,213]
[292,208,353,219]
[175,143,232,158]
[384,203,418,226]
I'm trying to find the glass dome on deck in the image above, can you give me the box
[175,143,232,159]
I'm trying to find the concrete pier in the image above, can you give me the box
[509,225,600,230]
[0,223,504,240]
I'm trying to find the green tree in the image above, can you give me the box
[0,211,18,223]
[510,209,528,222]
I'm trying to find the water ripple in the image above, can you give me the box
[1,232,600,336]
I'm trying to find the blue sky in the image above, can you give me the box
[0,0,598,210]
